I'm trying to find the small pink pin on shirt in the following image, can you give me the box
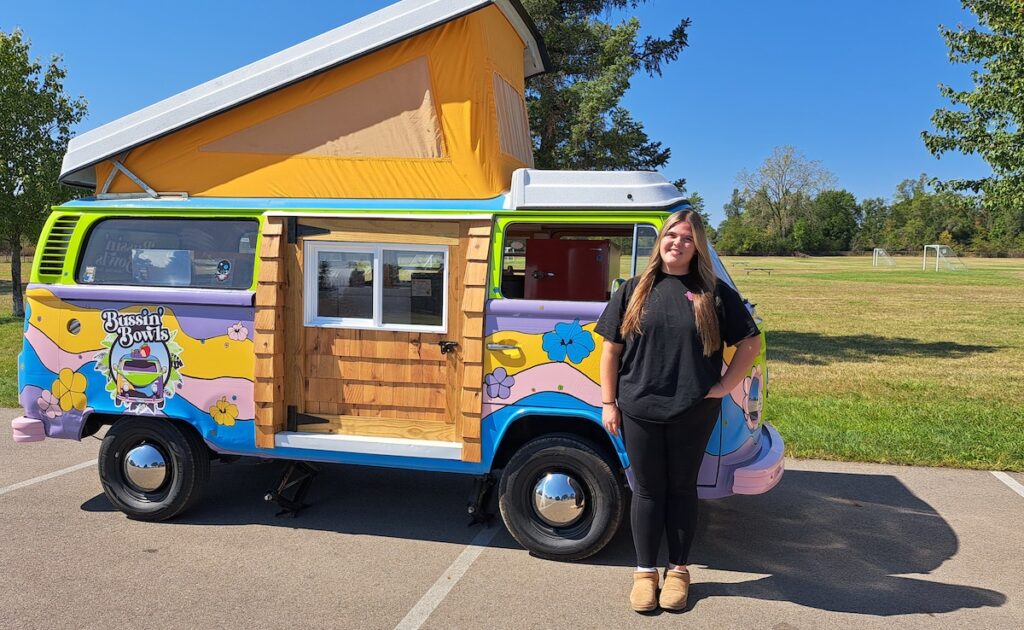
[685,291,696,302]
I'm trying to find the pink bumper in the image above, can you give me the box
[732,422,785,495]
[12,417,46,443]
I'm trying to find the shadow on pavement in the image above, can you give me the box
[687,470,1006,616]
[767,330,999,366]
[81,463,1006,616]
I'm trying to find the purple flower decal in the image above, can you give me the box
[37,390,63,419]
[227,322,249,341]
[485,367,515,399]
[685,291,696,302]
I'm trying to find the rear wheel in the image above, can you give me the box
[98,417,209,521]
[498,435,625,561]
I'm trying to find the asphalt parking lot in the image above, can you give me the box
[3,407,1023,630]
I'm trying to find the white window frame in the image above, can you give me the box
[304,240,449,333]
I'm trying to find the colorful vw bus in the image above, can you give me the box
[11,0,782,560]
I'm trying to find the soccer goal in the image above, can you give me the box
[872,248,895,267]
[922,244,968,271]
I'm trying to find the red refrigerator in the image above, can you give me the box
[524,239,620,301]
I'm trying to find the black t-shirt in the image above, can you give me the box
[594,271,759,422]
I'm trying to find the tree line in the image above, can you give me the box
[2,0,1023,318]
[699,146,1023,256]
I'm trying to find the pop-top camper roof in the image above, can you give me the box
[60,0,549,200]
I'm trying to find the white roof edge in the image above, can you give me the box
[60,0,548,188]
[509,169,688,210]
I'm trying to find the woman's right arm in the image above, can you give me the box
[600,340,624,436]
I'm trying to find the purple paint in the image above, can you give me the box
[699,424,784,499]
[485,299,606,335]
[33,284,254,340]
[19,385,89,440]
[36,284,254,307]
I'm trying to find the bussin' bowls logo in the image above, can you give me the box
[95,307,184,411]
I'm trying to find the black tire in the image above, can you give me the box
[498,435,625,561]
[98,417,210,521]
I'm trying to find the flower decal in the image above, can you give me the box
[37,390,64,419]
[485,367,515,399]
[542,319,596,364]
[227,322,249,341]
[210,397,239,426]
[51,368,87,412]
[685,291,696,302]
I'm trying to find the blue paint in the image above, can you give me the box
[18,337,56,392]
[480,391,629,469]
[716,394,758,456]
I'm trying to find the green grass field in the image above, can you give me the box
[2,254,1021,470]
[0,257,31,410]
[724,255,1024,471]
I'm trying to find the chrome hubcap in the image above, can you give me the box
[532,473,586,527]
[123,444,168,492]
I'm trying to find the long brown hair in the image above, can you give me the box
[620,209,721,356]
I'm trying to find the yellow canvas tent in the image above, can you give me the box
[59,0,549,200]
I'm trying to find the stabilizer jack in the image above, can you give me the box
[264,461,319,517]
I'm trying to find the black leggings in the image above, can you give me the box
[622,398,722,568]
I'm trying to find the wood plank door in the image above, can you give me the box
[281,218,490,461]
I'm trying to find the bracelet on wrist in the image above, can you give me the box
[602,401,617,405]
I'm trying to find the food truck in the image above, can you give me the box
[12,0,783,560]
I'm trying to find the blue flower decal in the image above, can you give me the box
[485,367,515,399]
[542,319,596,364]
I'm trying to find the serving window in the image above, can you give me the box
[499,223,658,302]
[76,218,258,289]
[304,241,448,332]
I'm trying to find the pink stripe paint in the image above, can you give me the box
[24,326,101,373]
[484,363,601,408]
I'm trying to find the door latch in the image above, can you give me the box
[439,340,459,354]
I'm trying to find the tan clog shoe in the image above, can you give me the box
[659,568,690,611]
[630,571,660,612]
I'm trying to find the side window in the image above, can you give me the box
[77,218,258,289]
[499,223,657,302]
[304,241,448,332]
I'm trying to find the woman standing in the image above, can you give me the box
[594,209,761,613]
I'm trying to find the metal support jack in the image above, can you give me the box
[264,461,319,517]
[467,473,497,526]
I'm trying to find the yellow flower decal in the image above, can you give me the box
[51,368,87,412]
[210,397,239,426]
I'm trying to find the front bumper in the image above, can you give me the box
[12,417,46,443]
[732,422,785,495]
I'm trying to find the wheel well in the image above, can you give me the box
[80,412,117,439]
[81,413,207,448]
[490,415,622,474]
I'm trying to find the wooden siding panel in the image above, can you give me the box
[464,260,489,287]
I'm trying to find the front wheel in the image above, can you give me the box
[498,435,625,561]
[98,417,210,521]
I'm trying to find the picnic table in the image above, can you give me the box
[744,267,773,276]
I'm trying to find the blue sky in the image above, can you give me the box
[4,1,989,224]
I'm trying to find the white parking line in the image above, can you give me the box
[0,460,96,497]
[991,471,1024,499]
[394,525,500,630]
